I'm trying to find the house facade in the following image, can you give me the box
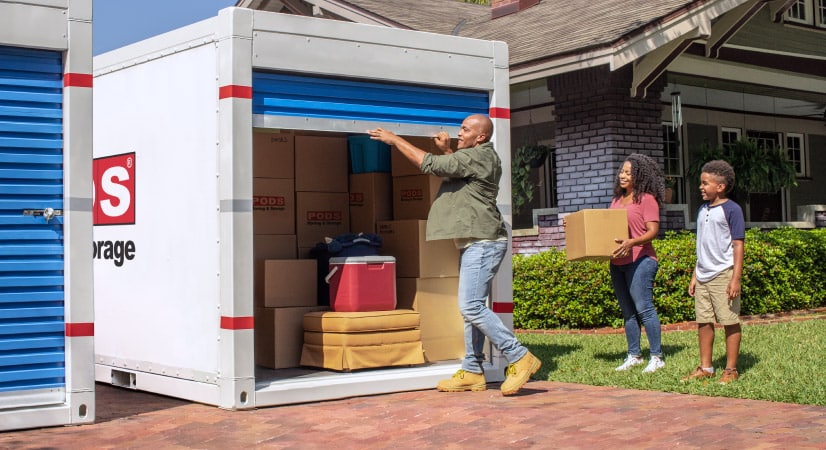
[238,0,826,253]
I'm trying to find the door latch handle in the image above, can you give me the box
[23,208,63,222]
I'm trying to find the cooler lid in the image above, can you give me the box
[329,256,396,264]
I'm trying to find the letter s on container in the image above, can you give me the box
[93,152,136,225]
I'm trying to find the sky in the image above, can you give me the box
[93,0,237,55]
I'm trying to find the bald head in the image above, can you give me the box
[458,114,494,149]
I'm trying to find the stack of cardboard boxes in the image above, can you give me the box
[379,136,465,363]
[254,131,465,370]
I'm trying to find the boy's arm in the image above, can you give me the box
[728,239,744,301]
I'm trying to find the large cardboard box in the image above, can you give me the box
[295,135,348,192]
[263,259,318,307]
[253,130,294,178]
[392,174,442,220]
[565,209,629,261]
[254,306,327,369]
[391,136,445,177]
[254,235,298,305]
[377,220,459,278]
[396,277,464,362]
[349,173,392,234]
[253,178,296,235]
[296,192,351,248]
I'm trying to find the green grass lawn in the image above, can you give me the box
[518,319,826,406]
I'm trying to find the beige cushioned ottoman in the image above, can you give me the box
[300,310,425,371]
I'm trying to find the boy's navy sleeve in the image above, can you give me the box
[723,201,746,240]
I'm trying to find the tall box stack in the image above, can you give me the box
[565,209,629,261]
[349,173,392,234]
[253,131,299,307]
[295,135,350,255]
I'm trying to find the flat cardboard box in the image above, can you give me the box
[349,173,393,234]
[255,305,327,369]
[253,178,295,235]
[392,174,442,221]
[295,192,350,248]
[263,259,318,307]
[377,220,459,278]
[253,235,297,305]
[565,209,629,261]
[253,130,294,178]
[295,135,348,192]
[396,277,464,362]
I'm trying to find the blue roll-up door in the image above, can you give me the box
[0,45,66,396]
[252,71,490,127]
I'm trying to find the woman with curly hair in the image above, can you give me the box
[609,153,666,373]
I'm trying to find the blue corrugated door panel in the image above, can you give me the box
[252,71,490,127]
[0,45,66,394]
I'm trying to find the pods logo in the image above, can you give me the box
[93,152,135,225]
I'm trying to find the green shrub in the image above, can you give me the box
[512,228,826,330]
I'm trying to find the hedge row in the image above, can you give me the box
[512,228,826,330]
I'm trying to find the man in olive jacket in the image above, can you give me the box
[367,114,541,396]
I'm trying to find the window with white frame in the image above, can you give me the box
[746,130,781,150]
[721,127,741,150]
[785,0,826,27]
[786,0,809,23]
[786,133,806,177]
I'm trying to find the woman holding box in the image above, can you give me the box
[609,153,666,374]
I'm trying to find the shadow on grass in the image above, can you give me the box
[714,350,758,373]
[523,342,581,379]
[593,343,690,365]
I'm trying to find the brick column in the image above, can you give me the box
[548,65,665,213]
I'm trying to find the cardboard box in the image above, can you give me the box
[295,135,348,192]
[254,305,327,369]
[564,209,629,261]
[253,130,294,178]
[396,277,464,362]
[391,136,444,177]
[263,259,318,307]
[296,192,350,248]
[377,220,459,278]
[349,173,393,234]
[253,178,296,235]
[392,174,442,220]
[254,235,297,305]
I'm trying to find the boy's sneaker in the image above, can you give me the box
[642,355,665,373]
[436,370,487,392]
[681,366,714,381]
[719,368,739,384]
[615,355,644,371]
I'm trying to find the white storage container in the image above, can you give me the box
[92,7,514,409]
[0,0,95,431]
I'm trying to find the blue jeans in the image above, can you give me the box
[609,256,663,358]
[458,239,527,373]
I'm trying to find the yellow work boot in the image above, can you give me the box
[436,369,487,392]
[500,351,541,396]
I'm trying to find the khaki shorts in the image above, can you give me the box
[694,267,741,325]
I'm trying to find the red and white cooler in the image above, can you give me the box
[325,256,397,312]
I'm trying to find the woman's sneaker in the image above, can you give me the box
[615,355,644,371]
[642,355,665,373]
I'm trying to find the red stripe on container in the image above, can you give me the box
[65,322,94,337]
[492,302,513,313]
[63,73,93,88]
[219,85,252,99]
[489,107,510,119]
[221,316,254,330]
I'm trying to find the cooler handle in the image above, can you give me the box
[324,265,339,284]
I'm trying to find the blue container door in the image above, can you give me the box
[252,71,490,127]
[0,45,66,402]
